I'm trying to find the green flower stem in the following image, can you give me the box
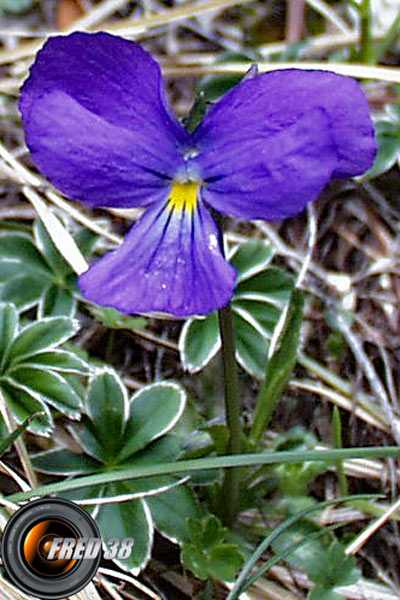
[218,302,243,525]
[359,0,375,65]
[332,405,349,496]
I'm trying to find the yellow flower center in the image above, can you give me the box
[168,181,199,213]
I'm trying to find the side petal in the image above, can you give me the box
[20,32,190,208]
[78,198,236,317]
[200,108,338,220]
[193,69,376,220]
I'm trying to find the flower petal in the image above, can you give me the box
[193,69,376,220]
[78,197,236,317]
[20,32,190,208]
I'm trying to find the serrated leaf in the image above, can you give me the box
[181,545,209,579]
[180,312,221,373]
[0,233,52,276]
[85,369,128,461]
[208,544,244,581]
[39,284,76,318]
[230,239,273,282]
[22,349,88,374]
[308,588,343,600]
[202,515,227,548]
[8,317,79,365]
[32,449,100,475]
[0,302,18,372]
[146,485,200,544]
[118,382,185,461]
[97,486,153,573]
[8,367,81,418]
[307,540,360,589]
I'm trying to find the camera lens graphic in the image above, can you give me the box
[1,498,102,599]
[23,519,78,577]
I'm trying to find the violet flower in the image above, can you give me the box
[20,32,376,317]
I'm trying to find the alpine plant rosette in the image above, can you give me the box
[20,32,377,317]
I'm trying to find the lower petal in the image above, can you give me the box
[78,199,236,317]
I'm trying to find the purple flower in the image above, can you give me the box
[20,32,376,317]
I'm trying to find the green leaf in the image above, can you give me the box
[97,485,153,572]
[180,312,221,373]
[233,313,268,378]
[0,302,18,372]
[70,422,106,463]
[0,413,41,457]
[0,275,46,310]
[178,242,294,376]
[230,239,273,282]
[0,380,52,435]
[108,473,184,498]
[34,219,72,277]
[39,284,76,318]
[124,435,182,466]
[7,367,81,418]
[0,233,52,277]
[118,382,185,461]
[146,485,200,544]
[181,545,209,579]
[233,299,280,335]
[22,349,89,374]
[0,261,28,282]
[32,449,100,475]
[199,51,256,103]
[182,515,244,581]
[307,540,360,589]
[235,267,294,302]
[208,545,244,581]
[8,317,79,365]
[308,588,343,600]
[202,515,227,548]
[73,227,98,256]
[250,289,304,444]
[0,0,33,13]
[204,424,229,455]
[365,120,400,179]
[85,368,128,461]
[88,305,146,331]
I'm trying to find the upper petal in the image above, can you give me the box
[193,69,376,220]
[78,192,236,317]
[20,32,191,208]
